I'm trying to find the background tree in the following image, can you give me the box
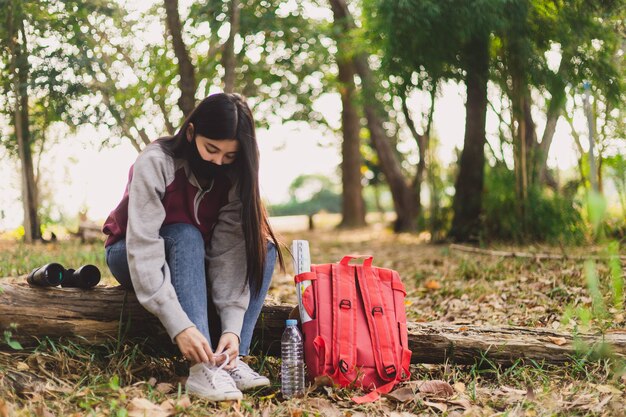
[330,0,422,232]
[368,0,508,240]
[0,0,99,241]
[163,0,196,116]
[329,0,366,228]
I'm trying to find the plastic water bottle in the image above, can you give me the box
[281,319,305,398]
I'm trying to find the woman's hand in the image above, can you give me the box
[213,332,240,369]
[175,327,214,365]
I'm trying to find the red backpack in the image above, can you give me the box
[294,255,412,402]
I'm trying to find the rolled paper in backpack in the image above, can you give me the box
[292,240,313,323]
[61,264,101,289]
[26,263,65,287]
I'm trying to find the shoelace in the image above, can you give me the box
[208,353,232,389]
[229,357,254,379]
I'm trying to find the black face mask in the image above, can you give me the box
[187,138,231,181]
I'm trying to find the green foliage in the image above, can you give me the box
[0,241,106,277]
[482,163,585,243]
[561,193,624,336]
[605,153,626,219]
[268,174,341,216]
[587,190,608,238]
[3,323,23,350]
[608,241,623,310]
[584,260,607,319]
[0,0,102,155]
[269,188,341,217]
[188,0,332,129]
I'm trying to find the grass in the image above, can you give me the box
[1,222,625,416]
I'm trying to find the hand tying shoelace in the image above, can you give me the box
[211,352,230,387]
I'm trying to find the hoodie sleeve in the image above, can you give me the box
[205,183,249,339]
[126,147,195,341]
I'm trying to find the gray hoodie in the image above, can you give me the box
[103,144,249,341]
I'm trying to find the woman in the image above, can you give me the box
[102,93,284,401]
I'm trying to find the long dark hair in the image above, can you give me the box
[155,93,284,295]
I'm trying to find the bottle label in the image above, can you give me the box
[292,240,313,323]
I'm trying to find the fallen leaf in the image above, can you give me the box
[415,380,454,398]
[290,408,303,417]
[159,396,192,414]
[384,387,415,402]
[177,396,192,408]
[548,337,567,346]
[259,391,278,400]
[453,382,466,394]
[128,397,173,417]
[424,400,448,412]
[156,382,174,394]
[313,375,334,388]
[501,386,527,395]
[147,377,157,387]
[308,398,342,417]
[448,398,471,410]
[16,362,29,371]
[0,399,12,417]
[424,280,441,290]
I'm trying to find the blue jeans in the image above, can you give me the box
[105,223,276,355]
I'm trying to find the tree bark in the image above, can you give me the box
[163,0,196,116]
[536,82,565,188]
[9,9,41,243]
[1,282,625,365]
[222,0,240,93]
[401,88,429,219]
[449,35,489,242]
[330,1,366,228]
[328,0,419,232]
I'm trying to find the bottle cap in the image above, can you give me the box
[286,319,298,326]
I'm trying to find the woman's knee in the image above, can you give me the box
[160,223,204,250]
[105,242,133,288]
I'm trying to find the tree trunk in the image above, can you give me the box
[583,86,599,193]
[328,0,419,232]
[1,282,625,365]
[565,113,587,187]
[401,88,430,222]
[222,0,240,93]
[449,35,489,242]
[330,0,366,228]
[163,0,196,117]
[536,81,566,187]
[10,11,41,243]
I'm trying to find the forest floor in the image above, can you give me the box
[0,221,625,416]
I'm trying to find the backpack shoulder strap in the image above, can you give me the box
[355,260,400,384]
[330,261,358,385]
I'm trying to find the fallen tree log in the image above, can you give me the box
[1,281,625,365]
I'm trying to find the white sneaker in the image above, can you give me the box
[186,363,243,401]
[227,357,271,391]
